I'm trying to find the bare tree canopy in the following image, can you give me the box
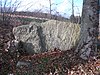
[0,0,21,24]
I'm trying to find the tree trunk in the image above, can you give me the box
[49,0,52,19]
[76,0,99,60]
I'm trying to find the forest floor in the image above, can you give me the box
[0,15,100,75]
[13,48,100,75]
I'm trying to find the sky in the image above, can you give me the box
[3,0,83,18]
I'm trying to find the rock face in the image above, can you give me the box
[13,20,80,54]
[13,22,41,54]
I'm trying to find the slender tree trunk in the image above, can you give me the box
[76,0,99,60]
[49,0,52,19]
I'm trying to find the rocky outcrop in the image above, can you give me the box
[13,22,41,54]
[13,20,80,54]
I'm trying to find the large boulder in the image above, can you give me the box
[42,20,80,51]
[13,20,80,54]
[13,22,41,54]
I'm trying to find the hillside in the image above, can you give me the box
[14,11,69,21]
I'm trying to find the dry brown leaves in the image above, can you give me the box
[14,48,100,75]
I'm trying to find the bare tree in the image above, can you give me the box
[48,0,54,19]
[76,0,99,60]
[49,0,51,15]
[0,0,21,24]
[0,0,21,74]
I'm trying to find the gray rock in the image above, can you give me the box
[16,61,32,68]
[13,23,41,54]
[42,20,80,51]
[13,20,80,54]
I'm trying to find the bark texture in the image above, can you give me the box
[76,0,99,60]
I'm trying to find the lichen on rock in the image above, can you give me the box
[13,20,80,54]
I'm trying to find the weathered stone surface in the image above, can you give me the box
[42,20,80,51]
[13,20,80,54]
[13,23,41,54]
[16,61,32,68]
